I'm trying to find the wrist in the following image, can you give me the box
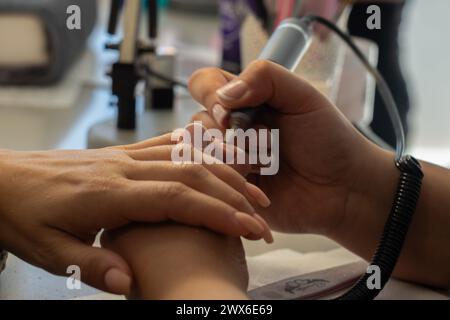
[332,145,400,247]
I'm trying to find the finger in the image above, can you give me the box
[124,139,270,208]
[127,158,267,210]
[189,67,237,128]
[126,139,252,176]
[38,229,133,295]
[125,161,256,214]
[126,144,205,162]
[125,145,173,161]
[189,113,273,166]
[114,180,269,241]
[125,129,222,160]
[111,133,175,151]
[191,111,221,131]
[123,136,267,176]
[185,114,268,175]
[182,122,253,176]
[215,60,331,115]
[126,139,253,183]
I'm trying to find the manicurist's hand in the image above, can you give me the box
[188,60,389,236]
[0,134,271,295]
[188,60,450,289]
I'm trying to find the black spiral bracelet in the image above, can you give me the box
[338,155,424,300]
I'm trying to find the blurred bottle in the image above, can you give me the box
[220,0,272,74]
[220,0,248,73]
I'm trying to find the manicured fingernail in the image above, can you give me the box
[235,212,265,235]
[104,268,132,295]
[245,182,271,208]
[253,213,274,244]
[217,80,248,101]
[212,104,228,127]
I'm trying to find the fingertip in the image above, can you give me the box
[212,104,229,128]
[234,211,265,236]
[104,268,133,296]
[245,182,271,208]
[253,214,274,244]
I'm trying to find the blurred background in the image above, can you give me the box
[0,0,448,157]
[403,1,450,165]
[0,0,449,298]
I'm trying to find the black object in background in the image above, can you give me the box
[0,0,97,86]
[348,1,410,148]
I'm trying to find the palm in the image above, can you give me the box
[249,107,362,235]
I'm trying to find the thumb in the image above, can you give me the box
[216,60,332,115]
[44,231,133,295]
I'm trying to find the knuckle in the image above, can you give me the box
[183,163,210,180]
[189,67,221,88]
[162,181,189,198]
[102,155,130,169]
[80,176,126,198]
[89,153,131,176]
[249,60,273,77]
[105,176,125,191]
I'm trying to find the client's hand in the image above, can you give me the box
[187,61,397,238]
[0,134,271,295]
[102,224,249,300]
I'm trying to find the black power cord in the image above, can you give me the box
[138,63,189,90]
[304,15,405,161]
[303,15,424,300]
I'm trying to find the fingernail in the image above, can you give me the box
[104,268,132,295]
[235,212,265,235]
[245,182,271,208]
[212,104,228,127]
[253,213,274,244]
[217,80,248,101]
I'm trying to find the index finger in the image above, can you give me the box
[188,62,329,129]
[188,67,236,128]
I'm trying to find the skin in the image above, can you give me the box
[186,60,450,289]
[0,134,272,295]
[102,224,249,300]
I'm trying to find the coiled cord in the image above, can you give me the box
[338,156,423,300]
[301,15,424,300]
